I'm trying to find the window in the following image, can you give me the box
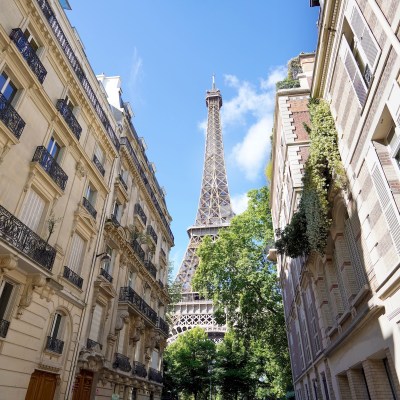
[47,136,62,161]
[103,245,113,274]
[0,280,16,329]
[0,71,17,104]
[50,312,63,339]
[89,303,104,344]
[23,28,39,52]
[94,144,104,165]
[112,201,122,222]
[67,233,85,274]
[64,95,75,112]
[19,189,46,232]
[85,184,96,205]
[128,270,135,288]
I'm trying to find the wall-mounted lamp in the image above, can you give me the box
[96,252,111,262]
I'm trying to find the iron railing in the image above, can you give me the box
[130,240,145,262]
[100,267,113,283]
[145,260,157,278]
[118,174,128,191]
[92,154,105,176]
[119,287,157,325]
[0,205,56,270]
[87,338,102,351]
[148,367,163,384]
[147,225,158,244]
[109,213,120,227]
[0,93,25,139]
[113,352,131,372]
[32,146,68,191]
[132,361,147,378]
[157,317,169,336]
[82,197,97,219]
[134,203,147,226]
[158,279,164,289]
[35,0,120,151]
[46,336,64,354]
[10,28,47,83]
[0,319,10,338]
[63,266,83,288]
[56,99,82,140]
[121,137,173,242]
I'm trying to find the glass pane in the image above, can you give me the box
[51,313,62,338]
[0,282,14,320]
[47,137,61,160]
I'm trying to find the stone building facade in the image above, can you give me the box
[0,1,172,399]
[271,1,400,399]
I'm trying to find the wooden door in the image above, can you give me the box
[25,370,57,400]
[72,369,94,400]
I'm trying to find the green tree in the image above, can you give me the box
[164,327,216,400]
[192,187,291,398]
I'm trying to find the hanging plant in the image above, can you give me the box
[275,99,346,257]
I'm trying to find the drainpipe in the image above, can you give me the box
[65,152,119,399]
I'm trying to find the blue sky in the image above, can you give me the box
[67,1,320,276]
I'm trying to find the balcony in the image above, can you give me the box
[32,146,68,191]
[10,29,47,84]
[132,361,147,378]
[46,336,64,354]
[35,0,120,151]
[0,205,56,270]
[0,93,25,139]
[157,317,169,336]
[100,267,113,283]
[134,203,147,226]
[147,225,158,245]
[130,240,145,262]
[148,368,163,384]
[82,197,97,219]
[56,99,82,140]
[63,266,83,289]
[113,352,131,373]
[118,174,128,191]
[0,319,10,338]
[145,260,157,278]
[92,154,105,176]
[87,338,102,351]
[108,213,120,227]
[158,279,164,289]
[119,287,157,325]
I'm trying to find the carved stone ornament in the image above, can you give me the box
[129,316,145,343]
[78,350,105,372]
[75,160,86,179]
[0,254,18,275]
[17,274,47,318]
[115,310,130,331]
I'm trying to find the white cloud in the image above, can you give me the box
[198,119,207,136]
[231,192,249,215]
[224,66,284,181]
[128,47,143,92]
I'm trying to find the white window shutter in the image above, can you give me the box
[68,233,85,273]
[19,190,45,232]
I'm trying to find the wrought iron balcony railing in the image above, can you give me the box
[10,29,47,84]
[134,203,147,226]
[0,205,56,270]
[130,240,145,262]
[87,338,102,351]
[119,287,157,325]
[145,260,157,278]
[63,266,83,289]
[132,361,147,378]
[157,317,169,336]
[113,352,131,372]
[46,336,64,354]
[118,174,128,191]
[147,225,158,244]
[0,93,25,139]
[157,279,164,289]
[148,367,163,384]
[35,0,120,151]
[92,154,105,176]
[0,319,10,338]
[108,213,120,227]
[121,137,173,243]
[100,267,113,283]
[82,197,97,219]
[32,146,68,191]
[56,99,82,140]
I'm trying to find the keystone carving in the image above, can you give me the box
[115,310,130,331]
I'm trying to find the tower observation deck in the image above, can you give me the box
[170,79,234,342]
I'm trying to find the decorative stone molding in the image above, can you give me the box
[0,254,18,276]
[115,310,129,331]
[75,160,86,179]
[17,274,47,317]
[129,316,145,343]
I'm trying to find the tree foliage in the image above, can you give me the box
[192,187,292,398]
[275,99,346,257]
[164,327,216,400]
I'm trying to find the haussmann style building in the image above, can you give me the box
[270,1,400,399]
[0,1,173,399]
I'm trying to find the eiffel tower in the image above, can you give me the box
[170,77,234,342]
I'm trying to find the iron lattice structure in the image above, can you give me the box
[170,81,234,343]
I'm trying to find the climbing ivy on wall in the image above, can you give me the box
[275,99,346,257]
